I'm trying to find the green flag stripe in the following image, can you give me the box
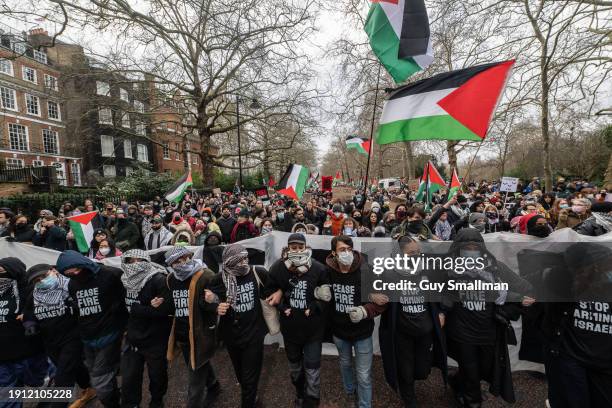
[295,166,310,198]
[377,115,481,144]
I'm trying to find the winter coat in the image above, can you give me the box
[216,216,237,243]
[170,223,195,246]
[113,220,141,251]
[573,215,611,236]
[166,268,217,370]
[230,221,258,243]
[144,226,173,250]
[32,225,67,252]
[12,224,35,242]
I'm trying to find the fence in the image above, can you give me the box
[0,190,152,220]
[0,166,57,185]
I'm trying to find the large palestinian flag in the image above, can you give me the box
[67,211,98,253]
[377,60,515,144]
[365,0,433,83]
[277,164,309,200]
[415,161,445,204]
[165,170,193,203]
[346,136,371,156]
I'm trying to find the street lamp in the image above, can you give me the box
[236,97,262,187]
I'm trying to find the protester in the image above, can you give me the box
[144,214,173,250]
[574,202,612,236]
[112,209,141,251]
[10,214,35,243]
[0,209,13,237]
[56,250,127,407]
[231,210,259,243]
[88,228,109,258]
[32,215,67,252]
[93,238,122,260]
[217,204,237,243]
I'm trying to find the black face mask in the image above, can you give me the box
[530,225,550,238]
[407,219,423,233]
[15,223,27,229]
[207,238,220,246]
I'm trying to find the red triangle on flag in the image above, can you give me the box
[278,186,297,200]
[427,161,446,186]
[67,210,98,225]
[450,168,461,188]
[362,140,371,154]
[437,60,515,139]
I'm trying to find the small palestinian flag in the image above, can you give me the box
[67,211,98,253]
[277,164,310,200]
[346,136,371,156]
[377,60,515,144]
[165,170,193,203]
[447,168,461,200]
[365,0,434,83]
[415,161,445,204]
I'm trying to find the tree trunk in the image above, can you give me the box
[605,152,612,190]
[377,148,384,178]
[403,142,415,179]
[447,141,458,172]
[540,55,553,193]
[262,131,270,179]
[198,110,215,189]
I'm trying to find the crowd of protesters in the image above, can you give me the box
[0,176,611,408]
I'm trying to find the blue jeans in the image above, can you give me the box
[333,336,373,408]
[0,354,49,408]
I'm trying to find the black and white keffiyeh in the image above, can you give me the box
[33,274,70,307]
[221,244,250,306]
[121,249,165,293]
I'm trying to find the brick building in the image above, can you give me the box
[0,26,82,186]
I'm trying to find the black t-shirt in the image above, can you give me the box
[398,286,433,337]
[32,298,79,352]
[562,301,612,372]
[68,266,127,342]
[168,276,191,344]
[447,279,496,345]
[269,259,329,344]
[328,264,374,342]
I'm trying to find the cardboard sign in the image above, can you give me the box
[500,177,519,192]
[332,186,354,202]
[212,188,221,196]
[407,179,420,191]
[302,192,313,203]
[388,196,406,212]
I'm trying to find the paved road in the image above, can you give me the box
[81,344,547,407]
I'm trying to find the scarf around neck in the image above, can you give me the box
[33,274,70,307]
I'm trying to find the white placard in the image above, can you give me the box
[500,176,519,192]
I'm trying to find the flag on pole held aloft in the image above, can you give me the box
[414,161,445,204]
[165,171,193,203]
[346,136,371,156]
[448,168,461,200]
[277,164,310,200]
[365,0,433,84]
[67,211,98,253]
[377,60,515,145]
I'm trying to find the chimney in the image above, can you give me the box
[29,28,48,36]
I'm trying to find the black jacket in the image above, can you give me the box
[33,225,67,251]
[216,216,237,243]
[13,224,35,242]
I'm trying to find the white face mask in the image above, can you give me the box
[460,249,480,260]
[99,247,111,256]
[337,251,354,266]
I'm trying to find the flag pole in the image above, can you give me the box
[462,141,484,187]
[425,161,430,209]
[364,63,382,198]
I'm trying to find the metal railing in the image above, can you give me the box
[0,165,57,184]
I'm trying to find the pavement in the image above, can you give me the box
[81,344,547,408]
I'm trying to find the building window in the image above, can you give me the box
[103,165,116,177]
[96,81,110,96]
[0,87,17,111]
[32,159,44,167]
[25,94,40,116]
[137,144,148,162]
[98,108,113,125]
[33,50,48,64]
[22,66,37,84]
[11,40,26,54]
[51,162,66,186]
[0,59,13,76]
[121,112,130,128]
[193,154,198,165]
[5,158,24,169]
[175,143,180,160]
[44,74,58,91]
[47,100,60,120]
[162,142,169,159]
[136,122,146,136]
[134,100,144,113]
[120,88,129,102]
[71,163,81,186]
[123,139,132,158]
[42,129,59,154]
[101,134,114,157]
[8,123,28,151]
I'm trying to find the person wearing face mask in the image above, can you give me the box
[139,204,155,240]
[573,202,612,237]
[340,217,358,237]
[393,207,434,240]
[323,204,346,236]
[259,218,275,236]
[55,251,127,408]
[207,244,280,408]
[111,209,140,251]
[325,236,386,408]
[120,250,173,408]
[379,237,447,408]
[10,215,35,243]
[379,212,398,236]
[466,212,487,235]
[164,246,221,408]
[94,238,122,260]
[33,215,67,252]
[231,209,259,243]
[556,198,591,230]
[526,215,552,238]
[442,230,534,408]
[217,204,237,244]
[292,222,309,235]
[25,264,95,408]
[144,215,173,250]
[269,233,330,408]
[482,205,506,234]
[395,205,408,225]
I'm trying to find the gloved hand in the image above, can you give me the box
[347,306,367,323]
[314,284,332,302]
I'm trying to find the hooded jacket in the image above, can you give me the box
[170,223,195,246]
[216,215,237,243]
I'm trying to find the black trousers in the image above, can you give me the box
[120,344,168,407]
[45,339,91,408]
[545,348,612,408]
[284,340,322,408]
[449,341,495,405]
[83,337,122,408]
[179,343,217,408]
[226,338,264,408]
[395,330,433,405]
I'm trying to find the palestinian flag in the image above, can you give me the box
[165,170,193,203]
[346,136,371,156]
[67,211,98,253]
[365,0,433,83]
[414,161,445,204]
[377,60,515,145]
[277,164,309,200]
[447,168,461,200]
